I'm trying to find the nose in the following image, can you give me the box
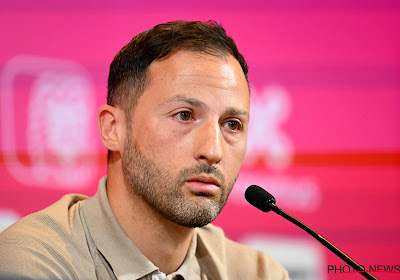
[193,120,224,166]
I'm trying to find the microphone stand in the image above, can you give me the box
[268,202,379,280]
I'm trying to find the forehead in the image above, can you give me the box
[154,50,242,74]
[145,50,250,100]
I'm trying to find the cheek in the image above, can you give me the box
[134,122,191,166]
[225,141,247,175]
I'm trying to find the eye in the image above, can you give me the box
[224,120,242,131]
[174,111,192,121]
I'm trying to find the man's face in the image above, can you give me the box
[122,50,250,227]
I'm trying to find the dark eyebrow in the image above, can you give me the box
[225,107,249,121]
[164,95,249,121]
[164,96,208,109]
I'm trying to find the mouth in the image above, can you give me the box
[187,174,220,186]
[186,175,221,195]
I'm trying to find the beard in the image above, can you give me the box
[121,136,237,228]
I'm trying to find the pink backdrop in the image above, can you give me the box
[1,1,399,279]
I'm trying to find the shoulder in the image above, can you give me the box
[0,194,92,279]
[197,224,290,280]
[0,193,89,241]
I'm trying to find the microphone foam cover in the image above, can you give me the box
[245,185,276,212]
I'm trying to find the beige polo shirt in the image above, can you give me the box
[0,177,289,280]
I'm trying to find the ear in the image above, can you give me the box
[97,104,125,152]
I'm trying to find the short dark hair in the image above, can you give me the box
[107,20,248,116]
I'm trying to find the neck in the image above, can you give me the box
[106,160,194,275]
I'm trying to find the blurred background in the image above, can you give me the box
[0,1,399,279]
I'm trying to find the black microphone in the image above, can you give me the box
[245,185,378,280]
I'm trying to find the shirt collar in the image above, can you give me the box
[169,230,201,280]
[81,176,158,279]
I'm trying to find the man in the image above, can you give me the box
[0,21,289,279]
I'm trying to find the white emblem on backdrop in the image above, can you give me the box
[246,85,294,170]
[1,56,97,189]
[232,84,321,212]
[0,209,20,232]
[241,235,325,280]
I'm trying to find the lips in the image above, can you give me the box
[187,175,220,186]
[186,175,220,194]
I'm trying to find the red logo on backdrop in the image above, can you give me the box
[1,55,97,189]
